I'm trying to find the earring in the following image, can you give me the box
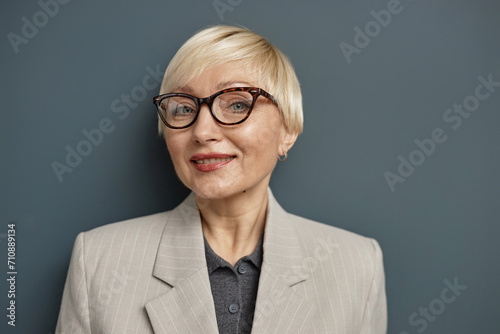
[278,151,287,161]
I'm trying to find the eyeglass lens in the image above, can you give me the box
[158,91,254,127]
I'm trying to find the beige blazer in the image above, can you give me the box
[56,188,387,333]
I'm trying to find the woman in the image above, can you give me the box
[56,25,387,334]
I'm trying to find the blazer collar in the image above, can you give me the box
[152,187,308,287]
[146,188,315,333]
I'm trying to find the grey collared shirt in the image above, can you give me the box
[203,233,264,334]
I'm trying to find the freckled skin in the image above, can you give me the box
[164,61,296,201]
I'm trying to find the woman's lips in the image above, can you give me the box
[190,153,236,172]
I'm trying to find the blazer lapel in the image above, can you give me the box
[145,189,315,334]
[251,189,316,333]
[145,193,219,334]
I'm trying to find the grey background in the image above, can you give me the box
[1,0,499,333]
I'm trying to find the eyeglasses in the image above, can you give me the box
[153,87,277,129]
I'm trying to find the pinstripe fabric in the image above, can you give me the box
[56,188,387,333]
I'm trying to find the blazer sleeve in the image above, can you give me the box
[56,232,91,334]
[360,238,387,334]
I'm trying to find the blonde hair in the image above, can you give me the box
[157,25,303,137]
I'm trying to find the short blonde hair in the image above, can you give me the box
[157,25,303,137]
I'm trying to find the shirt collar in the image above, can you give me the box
[204,232,264,275]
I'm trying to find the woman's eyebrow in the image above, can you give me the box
[176,80,255,94]
[175,85,194,94]
[214,80,254,91]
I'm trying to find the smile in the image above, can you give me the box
[190,153,236,172]
[194,157,235,164]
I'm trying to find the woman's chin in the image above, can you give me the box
[190,183,237,201]
[191,181,259,202]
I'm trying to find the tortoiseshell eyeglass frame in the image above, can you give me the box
[153,87,278,129]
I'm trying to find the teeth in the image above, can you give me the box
[195,157,234,164]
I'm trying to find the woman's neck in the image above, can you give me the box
[196,186,268,266]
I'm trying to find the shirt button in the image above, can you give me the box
[238,264,247,274]
[229,303,239,313]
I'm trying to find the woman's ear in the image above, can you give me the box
[279,129,299,155]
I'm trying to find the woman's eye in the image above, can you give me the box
[229,102,250,112]
[175,106,194,115]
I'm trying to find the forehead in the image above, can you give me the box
[176,62,265,95]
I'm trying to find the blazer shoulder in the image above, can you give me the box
[84,210,171,238]
[76,210,173,260]
[69,210,176,283]
[287,212,381,254]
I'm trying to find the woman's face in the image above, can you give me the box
[163,61,297,200]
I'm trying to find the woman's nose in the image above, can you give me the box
[191,104,222,143]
